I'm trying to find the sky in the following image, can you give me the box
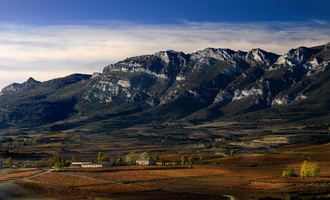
[0,0,329,89]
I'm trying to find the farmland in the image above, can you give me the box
[0,143,326,199]
[1,121,330,199]
[0,168,43,181]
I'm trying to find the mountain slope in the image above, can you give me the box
[0,43,329,131]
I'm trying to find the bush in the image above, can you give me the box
[282,168,296,177]
[25,179,40,185]
[300,160,320,178]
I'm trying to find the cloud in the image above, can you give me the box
[0,20,329,89]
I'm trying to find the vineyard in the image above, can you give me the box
[0,168,43,181]
[12,144,330,200]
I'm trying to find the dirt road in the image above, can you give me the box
[0,169,53,200]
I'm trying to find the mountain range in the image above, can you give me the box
[0,43,329,132]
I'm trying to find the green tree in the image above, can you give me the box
[53,151,60,163]
[282,168,296,177]
[141,152,150,159]
[102,155,109,162]
[61,158,65,167]
[97,152,103,162]
[125,152,139,164]
[181,155,188,165]
[114,157,124,166]
[54,162,62,170]
[5,157,13,167]
[300,160,320,178]
[97,152,109,162]
[53,151,62,169]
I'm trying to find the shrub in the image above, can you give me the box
[5,157,13,167]
[300,160,320,178]
[282,168,296,177]
[25,179,40,185]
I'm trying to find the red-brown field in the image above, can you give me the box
[10,143,330,200]
[0,168,43,181]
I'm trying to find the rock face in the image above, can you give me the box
[0,43,329,130]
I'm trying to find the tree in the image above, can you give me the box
[53,151,60,163]
[102,155,110,162]
[114,157,124,166]
[97,152,103,162]
[282,168,296,177]
[229,149,235,157]
[54,162,62,170]
[153,152,160,161]
[97,152,109,162]
[53,151,62,169]
[5,157,13,167]
[141,152,150,159]
[180,155,188,165]
[300,160,320,178]
[188,155,198,164]
[125,152,139,164]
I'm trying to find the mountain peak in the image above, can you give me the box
[24,77,39,85]
[191,48,237,61]
[154,50,187,64]
[27,77,36,82]
[274,46,320,68]
[1,77,40,93]
[245,48,279,66]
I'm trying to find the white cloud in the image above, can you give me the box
[0,21,329,89]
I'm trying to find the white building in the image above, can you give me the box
[71,161,113,168]
[136,158,156,165]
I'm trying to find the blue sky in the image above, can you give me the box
[1,0,328,24]
[0,0,329,89]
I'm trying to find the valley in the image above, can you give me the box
[1,120,330,199]
[1,120,328,162]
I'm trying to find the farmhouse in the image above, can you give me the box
[71,161,113,168]
[136,158,156,165]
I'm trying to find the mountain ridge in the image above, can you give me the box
[0,43,329,131]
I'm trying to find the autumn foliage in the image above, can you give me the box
[300,160,320,178]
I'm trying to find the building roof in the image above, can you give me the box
[136,158,155,161]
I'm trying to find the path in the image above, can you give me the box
[0,169,53,200]
[223,194,236,200]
